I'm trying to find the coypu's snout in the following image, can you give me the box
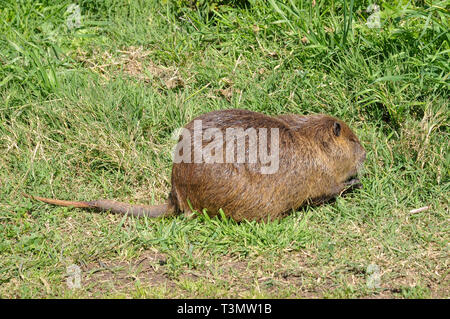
[344,140,366,185]
[346,149,365,189]
[354,146,366,178]
[359,145,367,166]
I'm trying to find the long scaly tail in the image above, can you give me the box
[23,193,173,218]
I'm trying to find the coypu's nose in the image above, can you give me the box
[358,144,366,162]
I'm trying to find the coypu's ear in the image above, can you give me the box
[333,122,341,137]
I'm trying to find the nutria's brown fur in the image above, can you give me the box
[25,109,366,222]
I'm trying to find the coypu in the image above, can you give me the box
[25,109,366,221]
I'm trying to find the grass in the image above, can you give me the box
[0,0,448,298]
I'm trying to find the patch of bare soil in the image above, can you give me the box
[75,46,185,89]
[218,77,241,102]
[79,248,448,298]
[82,250,173,295]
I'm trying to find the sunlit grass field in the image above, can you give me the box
[0,0,448,298]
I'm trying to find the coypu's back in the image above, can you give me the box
[170,109,366,221]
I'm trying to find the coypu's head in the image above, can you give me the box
[290,114,366,183]
[316,115,366,183]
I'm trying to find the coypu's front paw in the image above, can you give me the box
[344,178,362,189]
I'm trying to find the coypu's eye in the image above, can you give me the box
[333,122,341,137]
